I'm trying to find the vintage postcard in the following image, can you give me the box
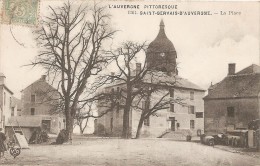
[0,0,259,165]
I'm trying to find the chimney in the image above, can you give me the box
[228,63,236,75]
[136,63,141,76]
[208,82,214,94]
[41,75,46,81]
[0,73,6,85]
[111,72,115,82]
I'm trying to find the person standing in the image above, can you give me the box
[0,128,7,158]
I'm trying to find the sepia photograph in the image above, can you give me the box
[0,0,259,165]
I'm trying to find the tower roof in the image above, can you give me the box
[147,20,176,53]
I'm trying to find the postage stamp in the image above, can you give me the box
[1,0,40,26]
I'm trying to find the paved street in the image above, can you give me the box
[0,137,259,166]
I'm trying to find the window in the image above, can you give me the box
[160,67,167,72]
[116,102,119,118]
[17,109,21,116]
[117,87,121,99]
[31,108,35,115]
[142,100,150,126]
[4,92,6,105]
[11,107,14,116]
[169,89,174,98]
[144,117,150,126]
[227,107,235,117]
[190,91,194,100]
[31,94,36,103]
[190,120,195,129]
[188,106,195,114]
[196,112,203,118]
[170,104,174,112]
[9,97,12,108]
[142,100,149,111]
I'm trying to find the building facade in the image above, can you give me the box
[204,64,260,135]
[19,75,65,134]
[95,21,205,138]
[0,73,20,132]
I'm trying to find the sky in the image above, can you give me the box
[0,0,259,99]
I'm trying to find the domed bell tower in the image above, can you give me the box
[146,20,178,75]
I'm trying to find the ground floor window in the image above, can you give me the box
[227,107,235,117]
[11,107,15,116]
[31,108,35,115]
[170,104,174,112]
[196,112,203,118]
[188,106,195,114]
[190,120,195,129]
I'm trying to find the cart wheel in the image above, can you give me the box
[209,139,214,146]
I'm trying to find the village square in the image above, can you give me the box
[0,0,259,165]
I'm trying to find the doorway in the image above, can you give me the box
[110,118,113,133]
[169,117,175,131]
[42,120,51,132]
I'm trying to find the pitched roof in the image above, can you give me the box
[204,64,260,100]
[12,97,22,108]
[143,71,205,91]
[105,71,205,91]
[6,116,42,127]
[236,64,260,75]
[0,84,14,94]
[21,77,58,97]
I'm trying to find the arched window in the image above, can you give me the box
[160,67,167,72]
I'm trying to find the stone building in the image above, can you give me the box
[204,63,260,135]
[17,75,65,135]
[95,21,205,138]
[0,73,20,132]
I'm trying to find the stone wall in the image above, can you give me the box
[21,78,65,134]
[0,86,15,131]
[204,97,259,135]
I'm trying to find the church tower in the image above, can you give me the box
[146,20,178,75]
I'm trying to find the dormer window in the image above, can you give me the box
[160,52,165,57]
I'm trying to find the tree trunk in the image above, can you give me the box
[65,109,73,142]
[80,118,89,135]
[79,121,84,135]
[80,129,83,135]
[122,92,132,139]
[136,115,144,139]
[122,109,130,139]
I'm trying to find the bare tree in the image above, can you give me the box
[31,2,116,140]
[105,41,148,138]
[74,104,92,134]
[132,73,184,138]
[106,41,185,139]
